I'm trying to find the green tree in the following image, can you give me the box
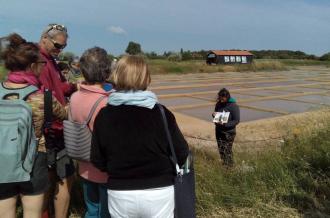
[320,52,330,61]
[125,41,142,55]
[145,51,159,59]
[182,50,193,61]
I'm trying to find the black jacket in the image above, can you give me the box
[214,99,240,134]
[91,104,189,190]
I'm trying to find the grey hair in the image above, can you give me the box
[79,47,112,84]
[41,24,68,39]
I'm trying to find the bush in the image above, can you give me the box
[320,52,330,61]
[167,53,182,62]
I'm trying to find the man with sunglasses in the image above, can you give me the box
[39,24,76,218]
[39,24,76,104]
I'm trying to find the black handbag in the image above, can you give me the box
[158,104,196,218]
[44,89,73,178]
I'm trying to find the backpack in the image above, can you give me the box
[0,83,39,183]
[63,96,105,161]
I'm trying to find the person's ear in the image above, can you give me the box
[41,36,48,44]
[30,63,37,72]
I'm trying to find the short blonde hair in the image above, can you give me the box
[110,55,151,91]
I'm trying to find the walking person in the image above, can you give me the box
[91,55,189,218]
[68,47,112,218]
[38,23,76,218]
[0,33,67,218]
[212,88,240,166]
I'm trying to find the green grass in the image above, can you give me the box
[147,59,291,74]
[277,59,330,66]
[195,124,330,217]
[2,59,329,78]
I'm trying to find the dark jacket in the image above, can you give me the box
[91,104,189,190]
[214,97,240,134]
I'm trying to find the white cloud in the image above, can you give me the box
[107,26,126,35]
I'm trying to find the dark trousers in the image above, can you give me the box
[216,131,236,166]
[82,178,111,218]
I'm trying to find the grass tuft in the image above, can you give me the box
[194,124,330,217]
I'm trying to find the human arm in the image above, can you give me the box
[223,104,240,128]
[165,107,189,166]
[52,97,68,120]
[212,102,219,118]
[90,111,108,172]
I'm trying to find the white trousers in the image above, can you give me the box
[107,185,174,218]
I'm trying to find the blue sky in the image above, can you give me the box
[1,0,329,56]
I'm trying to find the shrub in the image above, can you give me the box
[320,52,330,61]
[167,53,182,62]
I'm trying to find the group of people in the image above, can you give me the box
[0,23,189,218]
[0,23,240,218]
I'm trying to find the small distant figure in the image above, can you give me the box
[103,58,117,91]
[57,62,71,81]
[110,58,117,72]
[69,56,81,78]
[212,88,240,167]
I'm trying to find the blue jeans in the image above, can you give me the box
[82,178,110,218]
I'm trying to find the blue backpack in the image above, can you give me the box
[0,83,39,183]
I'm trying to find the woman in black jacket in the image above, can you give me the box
[91,55,189,218]
[212,88,240,167]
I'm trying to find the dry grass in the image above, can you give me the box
[147,59,289,74]
[201,202,301,218]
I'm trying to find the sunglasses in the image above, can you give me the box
[48,37,67,50]
[46,24,67,34]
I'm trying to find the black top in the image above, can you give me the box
[214,101,240,133]
[91,104,189,190]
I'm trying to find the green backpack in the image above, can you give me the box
[0,83,39,183]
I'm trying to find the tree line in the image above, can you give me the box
[1,40,330,62]
[125,42,330,61]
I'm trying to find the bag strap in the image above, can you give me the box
[0,83,38,101]
[157,104,181,175]
[84,96,107,125]
[44,89,53,129]
[67,96,106,124]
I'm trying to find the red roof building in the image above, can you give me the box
[206,50,254,65]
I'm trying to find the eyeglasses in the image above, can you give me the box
[48,37,67,50]
[46,24,67,34]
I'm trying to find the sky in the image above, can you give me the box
[0,0,329,56]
